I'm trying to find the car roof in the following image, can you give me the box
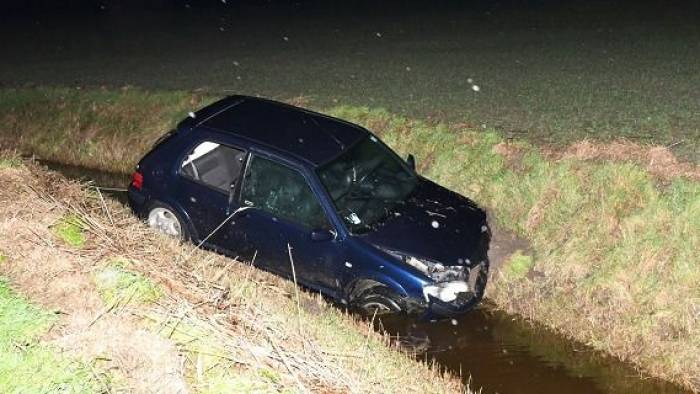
[184,96,367,166]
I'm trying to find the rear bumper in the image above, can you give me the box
[127,186,147,216]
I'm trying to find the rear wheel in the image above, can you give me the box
[146,202,189,241]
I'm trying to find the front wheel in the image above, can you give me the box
[146,202,189,241]
[353,286,403,316]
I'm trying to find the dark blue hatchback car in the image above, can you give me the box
[128,96,490,318]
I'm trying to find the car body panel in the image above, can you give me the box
[362,178,488,267]
[181,96,367,166]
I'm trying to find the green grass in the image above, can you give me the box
[0,279,99,393]
[52,214,87,248]
[503,251,535,280]
[94,259,162,305]
[145,316,288,394]
[0,157,21,169]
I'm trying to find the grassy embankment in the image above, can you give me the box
[0,87,698,390]
[0,280,101,392]
[347,107,699,392]
[0,155,465,392]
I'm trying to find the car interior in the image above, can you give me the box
[242,156,328,229]
[181,142,246,192]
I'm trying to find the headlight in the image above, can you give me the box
[423,281,469,303]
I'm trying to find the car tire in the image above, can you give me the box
[353,286,403,316]
[145,201,189,242]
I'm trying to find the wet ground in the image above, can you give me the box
[40,160,690,394]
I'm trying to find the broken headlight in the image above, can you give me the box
[378,247,468,284]
[422,281,470,303]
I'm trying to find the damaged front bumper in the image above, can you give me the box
[419,258,490,320]
[423,290,482,319]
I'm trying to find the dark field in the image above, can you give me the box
[1,0,698,162]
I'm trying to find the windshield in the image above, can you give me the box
[317,135,417,233]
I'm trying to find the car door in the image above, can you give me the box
[175,140,247,249]
[234,154,342,294]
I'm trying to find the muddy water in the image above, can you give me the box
[41,161,690,394]
[381,308,686,394]
[40,161,131,203]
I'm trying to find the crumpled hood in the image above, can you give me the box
[362,178,489,267]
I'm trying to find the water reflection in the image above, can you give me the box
[39,160,130,203]
[380,306,688,394]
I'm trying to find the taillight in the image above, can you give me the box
[131,171,144,190]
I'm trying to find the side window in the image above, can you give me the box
[241,156,329,229]
[180,141,246,193]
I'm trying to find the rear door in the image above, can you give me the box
[232,154,342,294]
[175,140,247,248]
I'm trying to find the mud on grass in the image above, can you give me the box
[0,157,466,393]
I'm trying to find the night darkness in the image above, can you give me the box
[2,0,698,164]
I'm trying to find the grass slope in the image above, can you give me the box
[0,88,204,173]
[0,280,99,393]
[0,87,698,390]
[334,106,700,390]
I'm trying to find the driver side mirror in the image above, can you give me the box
[310,228,336,242]
[406,154,416,171]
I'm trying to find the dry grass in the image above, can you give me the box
[551,139,700,182]
[1,87,698,178]
[0,157,466,393]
